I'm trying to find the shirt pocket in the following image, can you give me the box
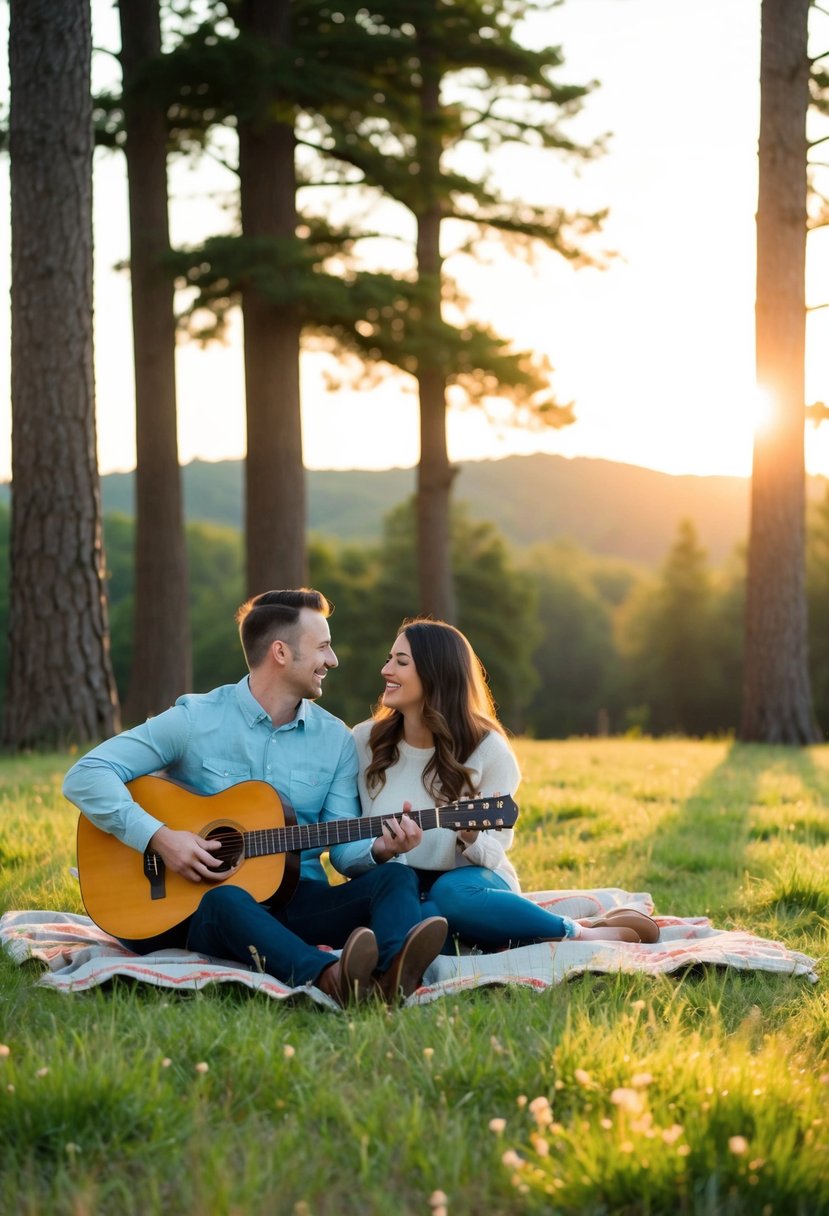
[200,758,252,793]
[287,768,334,818]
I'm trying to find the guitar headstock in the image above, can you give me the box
[438,794,518,830]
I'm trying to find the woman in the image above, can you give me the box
[349,618,658,950]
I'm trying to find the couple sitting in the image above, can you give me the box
[63,589,658,1009]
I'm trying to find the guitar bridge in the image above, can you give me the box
[143,850,166,901]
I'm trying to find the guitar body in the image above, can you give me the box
[76,776,299,940]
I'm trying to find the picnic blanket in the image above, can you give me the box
[1,888,818,1010]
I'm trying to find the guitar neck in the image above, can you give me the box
[245,804,481,859]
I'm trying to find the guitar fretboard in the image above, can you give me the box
[245,803,499,858]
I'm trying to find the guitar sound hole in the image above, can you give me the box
[204,826,244,875]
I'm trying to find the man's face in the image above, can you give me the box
[285,608,338,700]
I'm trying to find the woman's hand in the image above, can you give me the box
[456,829,480,848]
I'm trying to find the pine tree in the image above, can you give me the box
[119,0,193,721]
[740,0,821,743]
[315,0,604,618]
[5,0,120,747]
[118,0,601,614]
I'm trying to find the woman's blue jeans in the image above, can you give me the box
[420,866,577,951]
[118,863,425,987]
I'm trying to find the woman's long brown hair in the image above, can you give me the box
[364,618,506,803]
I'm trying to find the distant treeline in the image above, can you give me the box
[1,493,827,739]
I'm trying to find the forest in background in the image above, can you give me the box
[3,1,826,749]
[2,468,828,741]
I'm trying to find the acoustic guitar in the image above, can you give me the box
[76,775,519,940]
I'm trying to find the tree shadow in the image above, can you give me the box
[628,742,829,923]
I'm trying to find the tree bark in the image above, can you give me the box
[414,32,457,622]
[238,0,307,596]
[5,0,120,748]
[119,0,192,723]
[740,0,819,743]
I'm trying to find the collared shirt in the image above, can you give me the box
[62,677,363,883]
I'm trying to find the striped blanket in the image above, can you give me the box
[1,888,818,1010]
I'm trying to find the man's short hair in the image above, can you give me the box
[236,588,332,669]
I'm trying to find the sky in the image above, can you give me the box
[2,0,829,482]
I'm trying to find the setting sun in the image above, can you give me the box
[751,385,776,436]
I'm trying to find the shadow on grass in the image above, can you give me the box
[637,741,829,923]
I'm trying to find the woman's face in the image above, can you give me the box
[380,632,424,716]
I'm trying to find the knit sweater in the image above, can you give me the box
[350,719,522,891]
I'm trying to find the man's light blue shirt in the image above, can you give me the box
[62,677,371,882]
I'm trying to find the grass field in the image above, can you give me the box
[1,738,827,1215]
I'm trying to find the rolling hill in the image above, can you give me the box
[4,453,826,566]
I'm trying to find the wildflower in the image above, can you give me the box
[574,1068,592,1087]
[631,1072,653,1088]
[489,1118,506,1134]
[528,1096,553,1127]
[429,1189,449,1216]
[0,1045,9,1058]
[36,1067,49,1078]
[490,1035,504,1054]
[161,1058,172,1068]
[631,999,646,1011]
[662,1124,684,1145]
[423,1047,435,1061]
[631,1112,655,1136]
[501,1149,524,1169]
[610,1087,645,1115]
[529,1134,550,1157]
[729,1136,749,1155]
[516,1095,527,1108]
[283,1045,296,1059]
[600,1117,613,1130]
[195,1062,209,1074]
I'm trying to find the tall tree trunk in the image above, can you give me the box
[415,34,457,622]
[119,0,192,723]
[5,0,120,747]
[740,0,819,743]
[238,0,306,596]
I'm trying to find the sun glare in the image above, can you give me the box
[751,385,775,435]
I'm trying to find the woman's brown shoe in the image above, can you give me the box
[374,917,448,1004]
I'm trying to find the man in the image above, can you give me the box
[63,588,447,1006]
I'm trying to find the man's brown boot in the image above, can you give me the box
[316,927,379,1007]
[374,916,448,1005]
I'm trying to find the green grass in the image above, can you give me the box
[1,739,827,1215]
